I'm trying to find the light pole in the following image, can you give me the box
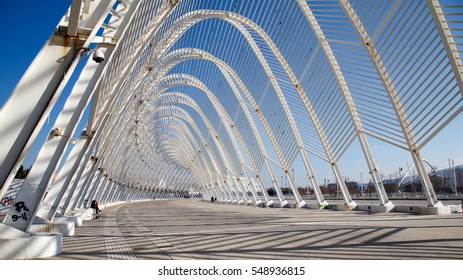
[281,175,284,196]
[306,173,309,198]
[360,172,363,197]
[327,180,330,197]
[450,159,458,196]
[292,168,295,196]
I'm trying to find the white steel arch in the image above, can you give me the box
[1,0,462,243]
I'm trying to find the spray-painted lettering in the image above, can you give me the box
[14,201,29,212]
[11,201,30,222]
[12,212,28,222]
[1,196,14,206]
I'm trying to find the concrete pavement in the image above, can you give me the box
[43,199,463,260]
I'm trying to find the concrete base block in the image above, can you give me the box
[334,202,357,211]
[69,208,94,221]
[30,221,75,237]
[395,205,418,213]
[66,208,93,221]
[280,200,290,208]
[0,224,62,259]
[340,205,357,211]
[297,201,308,208]
[54,213,83,227]
[357,202,395,213]
[417,205,451,215]
[374,202,395,213]
[0,223,26,238]
[254,200,263,207]
[237,200,245,205]
[266,200,274,208]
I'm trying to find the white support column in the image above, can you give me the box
[79,165,102,208]
[111,183,124,203]
[426,0,463,98]
[264,158,288,208]
[0,36,85,196]
[30,48,111,222]
[38,132,91,220]
[69,157,98,211]
[0,0,117,197]
[3,53,112,231]
[232,174,248,205]
[87,168,105,204]
[296,0,380,208]
[241,165,261,205]
[104,181,118,203]
[95,175,110,201]
[100,179,113,203]
[338,0,440,207]
[255,175,273,207]
[60,156,92,214]
[299,149,327,206]
[60,114,109,214]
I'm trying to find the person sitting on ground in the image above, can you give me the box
[91,199,100,214]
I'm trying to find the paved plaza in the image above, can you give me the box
[45,200,463,260]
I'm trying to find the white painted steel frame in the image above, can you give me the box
[1,0,463,234]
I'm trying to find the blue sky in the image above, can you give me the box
[0,1,462,187]
[0,1,70,105]
[0,1,72,170]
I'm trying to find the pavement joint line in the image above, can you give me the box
[104,206,137,260]
[123,207,196,260]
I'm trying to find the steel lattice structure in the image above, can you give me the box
[1,0,463,234]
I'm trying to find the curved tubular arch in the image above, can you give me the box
[151,106,240,201]
[153,122,206,186]
[154,128,206,187]
[152,48,307,204]
[147,77,272,203]
[147,85,239,179]
[153,115,224,186]
[152,121,227,200]
[151,105,242,201]
[154,52,314,204]
[149,11,357,205]
[153,121,219,196]
[93,109,194,197]
[145,90,253,203]
[92,95,198,193]
[336,0,439,207]
[153,119,217,186]
[130,77,252,201]
[296,0,390,207]
[153,92,268,204]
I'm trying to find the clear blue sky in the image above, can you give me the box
[0,1,70,105]
[0,1,72,170]
[0,1,462,187]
